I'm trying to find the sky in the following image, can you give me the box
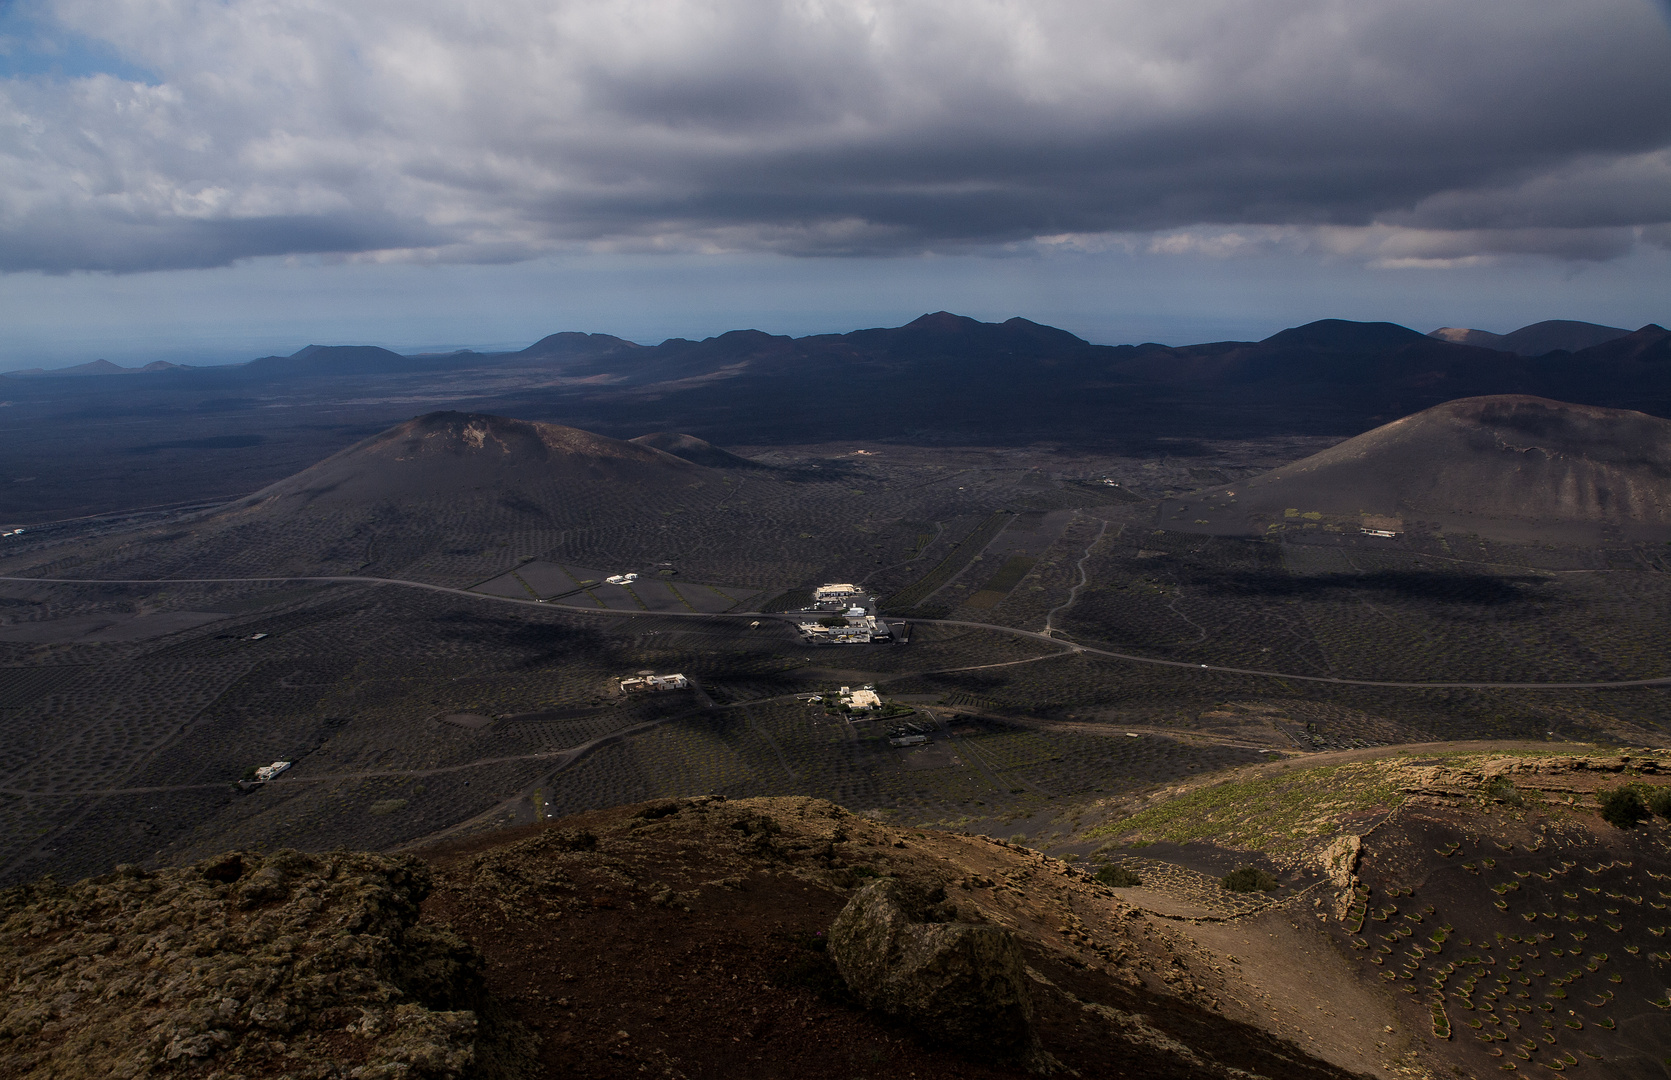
[1,0,1669,367]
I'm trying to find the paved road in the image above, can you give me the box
[5,572,1670,691]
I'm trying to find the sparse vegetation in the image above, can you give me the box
[1646,787,1671,819]
[1085,760,1402,852]
[1598,787,1649,828]
[1482,774,1524,807]
[1221,866,1277,893]
[1093,866,1142,887]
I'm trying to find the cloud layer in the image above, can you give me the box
[2,0,1669,271]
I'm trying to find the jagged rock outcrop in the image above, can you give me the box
[828,878,1047,1070]
[1316,833,1362,920]
[0,849,508,1080]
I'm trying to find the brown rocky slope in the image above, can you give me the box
[0,798,1370,1080]
[415,795,1369,1079]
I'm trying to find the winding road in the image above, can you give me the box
[4,567,1664,856]
[5,571,1668,691]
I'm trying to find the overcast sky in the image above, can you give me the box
[2,0,1668,366]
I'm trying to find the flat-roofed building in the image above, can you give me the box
[844,689,881,710]
[620,673,691,693]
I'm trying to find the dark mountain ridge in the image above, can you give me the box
[6,314,1670,525]
[241,343,490,378]
[1427,319,1633,356]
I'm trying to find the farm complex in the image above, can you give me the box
[794,583,897,644]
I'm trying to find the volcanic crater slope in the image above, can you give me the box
[74,412,721,584]
[258,411,705,498]
[1166,395,1671,543]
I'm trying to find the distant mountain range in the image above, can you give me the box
[1426,320,1632,355]
[3,316,1646,378]
[4,358,183,376]
[4,313,1668,448]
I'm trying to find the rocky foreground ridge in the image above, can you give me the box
[0,797,1365,1080]
[4,752,1666,1080]
[0,850,529,1080]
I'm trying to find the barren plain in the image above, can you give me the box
[0,406,1666,898]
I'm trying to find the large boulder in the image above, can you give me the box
[828,879,1046,1069]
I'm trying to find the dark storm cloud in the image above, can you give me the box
[2,0,1669,271]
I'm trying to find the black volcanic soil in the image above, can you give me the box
[415,796,1367,1080]
[1322,757,1671,1079]
[629,432,765,469]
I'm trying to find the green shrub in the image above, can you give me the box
[1094,866,1143,887]
[1646,787,1671,819]
[1482,775,1524,807]
[1598,788,1648,829]
[1222,866,1279,893]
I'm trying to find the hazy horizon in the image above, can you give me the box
[2,0,1668,370]
[3,248,1666,370]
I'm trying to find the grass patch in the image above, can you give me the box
[1084,761,1403,852]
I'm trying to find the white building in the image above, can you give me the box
[844,689,881,710]
[254,761,291,782]
[606,573,638,585]
[814,583,863,603]
[796,614,893,644]
[620,673,691,693]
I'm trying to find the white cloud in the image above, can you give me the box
[1,0,1668,270]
